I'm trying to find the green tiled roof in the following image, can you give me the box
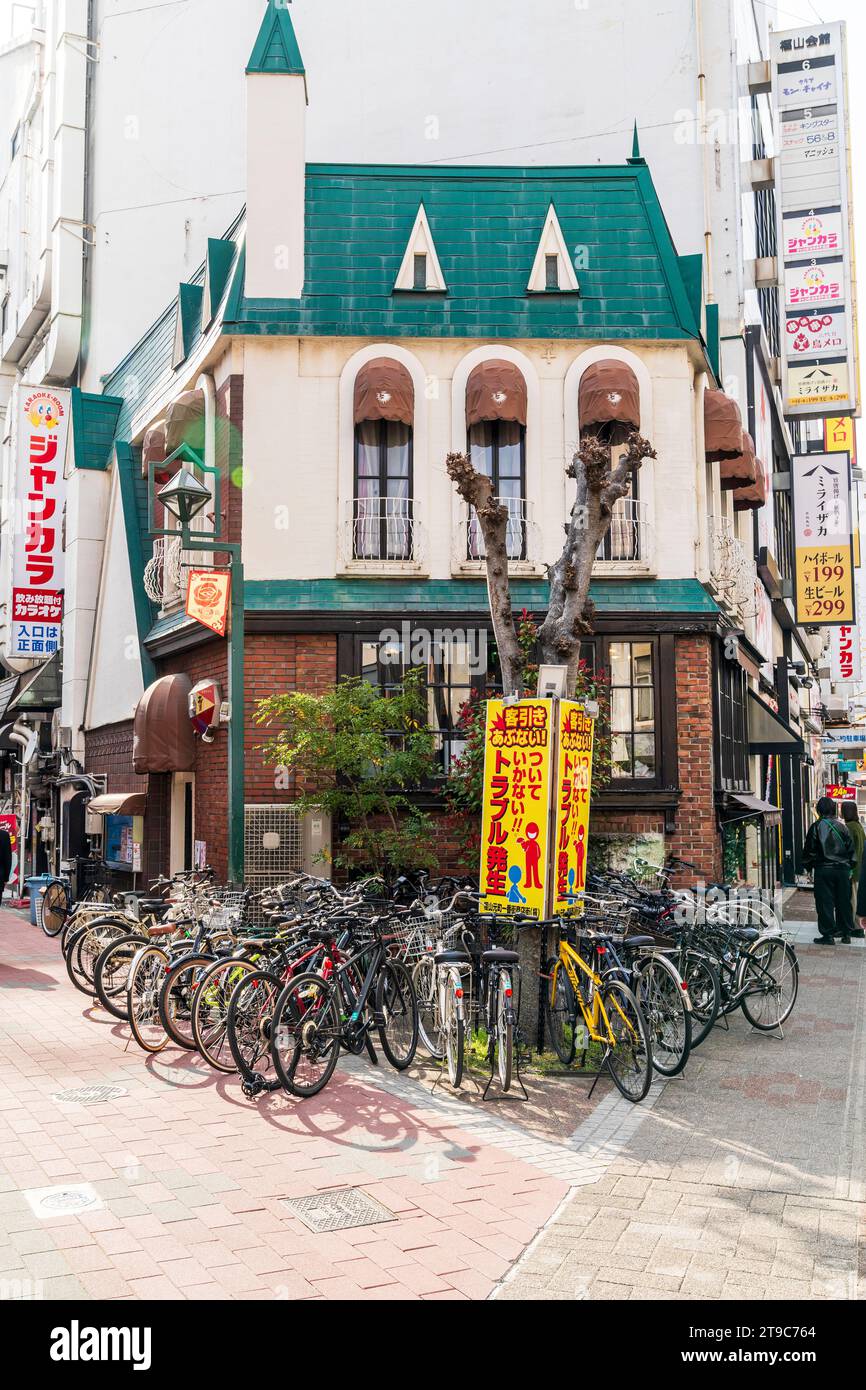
[70,390,124,470]
[247,0,305,76]
[225,161,706,344]
[245,578,720,616]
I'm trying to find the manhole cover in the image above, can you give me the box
[281,1187,396,1233]
[24,1183,103,1220]
[52,1084,128,1105]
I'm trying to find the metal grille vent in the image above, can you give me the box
[281,1187,396,1233]
[52,1085,129,1105]
[244,804,305,924]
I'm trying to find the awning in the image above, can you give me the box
[465,360,527,426]
[721,792,783,825]
[88,792,147,816]
[10,653,61,713]
[720,430,757,490]
[353,358,414,425]
[578,359,641,441]
[133,673,195,774]
[732,452,768,510]
[704,390,743,461]
[747,690,804,754]
[142,419,167,471]
[165,390,205,455]
[0,673,19,724]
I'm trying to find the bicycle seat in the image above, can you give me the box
[434,949,472,965]
[481,948,519,964]
[731,926,760,942]
[137,899,171,916]
[623,934,657,948]
[148,923,177,938]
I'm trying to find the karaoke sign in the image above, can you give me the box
[9,387,70,660]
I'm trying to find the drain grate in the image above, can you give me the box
[24,1183,103,1219]
[281,1187,396,1233]
[52,1084,128,1105]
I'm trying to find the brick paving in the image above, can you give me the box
[3,908,865,1302]
[498,925,866,1301]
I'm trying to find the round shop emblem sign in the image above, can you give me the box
[191,576,221,608]
[188,679,222,736]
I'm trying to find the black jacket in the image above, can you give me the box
[803,816,855,871]
[0,828,11,880]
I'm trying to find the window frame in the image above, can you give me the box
[352,417,414,561]
[466,418,528,560]
[716,647,750,792]
[600,634,662,790]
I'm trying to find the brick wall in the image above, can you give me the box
[84,721,144,793]
[668,633,722,881]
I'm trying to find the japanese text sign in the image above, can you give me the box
[10,387,70,660]
[830,623,861,682]
[825,785,856,799]
[479,699,554,920]
[792,451,855,624]
[552,702,595,918]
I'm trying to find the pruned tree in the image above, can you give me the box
[446,429,657,696]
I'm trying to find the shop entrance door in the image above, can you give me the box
[170,773,195,875]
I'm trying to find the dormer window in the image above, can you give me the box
[545,254,560,291]
[527,204,579,294]
[413,254,428,291]
[393,203,447,293]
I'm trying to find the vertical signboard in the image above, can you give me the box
[551,702,595,918]
[478,699,554,919]
[771,23,859,417]
[792,450,855,623]
[9,387,70,660]
[830,622,861,682]
[0,814,19,890]
[825,416,859,562]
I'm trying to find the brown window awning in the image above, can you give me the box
[578,359,641,440]
[353,358,414,425]
[466,360,527,426]
[88,792,147,816]
[165,390,205,455]
[133,673,195,775]
[733,453,768,511]
[704,390,744,461]
[720,430,757,490]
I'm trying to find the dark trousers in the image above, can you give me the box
[814,863,855,939]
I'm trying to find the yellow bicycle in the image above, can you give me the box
[544,923,653,1102]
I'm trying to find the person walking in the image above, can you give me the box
[0,823,12,904]
[803,796,856,944]
[840,800,866,938]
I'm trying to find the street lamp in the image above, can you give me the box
[157,468,211,527]
[148,453,245,885]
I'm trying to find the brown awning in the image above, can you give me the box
[133,673,195,775]
[88,792,147,817]
[466,360,527,426]
[578,359,641,440]
[704,390,744,461]
[733,453,768,511]
[142,419,167,470]
[353,358,414,425]
[165,390,205,455]
[720,430,757,490]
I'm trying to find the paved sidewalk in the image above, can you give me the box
[497,929,866,1301]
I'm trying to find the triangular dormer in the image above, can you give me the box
[172,283,204,368]
[247,0,306,86]
[203,238,236,324]
[393,204,447,293]
[526,204,579,294]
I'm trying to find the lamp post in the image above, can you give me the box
[154,462,245,884]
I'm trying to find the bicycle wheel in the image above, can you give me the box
[683,953,720,1049]
[127,944,170,1053]
[271,972,341,1098]
[602,980,653,1103]
[496,970,513,1091]
[192,956,258,1071]
[94,932,144,1021]
[227,968,283,1090]
[67,918,130,994]
[413,955,444,1058]
[544,957,576,1065]
[41,880,70,937]
[376,960,418,1070]
[634,955,692,1077]
[442,970,464,1087]
[738,937,799,1031]
[159,954,214,1049]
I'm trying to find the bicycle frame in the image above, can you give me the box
[553,937,628,1047]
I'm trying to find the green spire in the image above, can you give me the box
[627,120,645,164]
[246,0,305,76]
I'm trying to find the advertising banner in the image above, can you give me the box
[186,569,231,637]
[792,451,855,623]
[825,785,856,799]
[551,703,595,918]
[830,622,861,682]
[478,699,554,920]
[0,814,19,889]
[9,387,71,660]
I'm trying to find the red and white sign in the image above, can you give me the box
[10,387,70,660]
[830,622,861,682]
[782,208,843,259]
[0,814,19,888]
[185,569,231,637]
[825,785,856,800]
[784,258,844,309]
[784,308,847,358]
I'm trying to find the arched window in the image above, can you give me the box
[578,359,644,562]
[465,360,527,560]
[353,359,414,560]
